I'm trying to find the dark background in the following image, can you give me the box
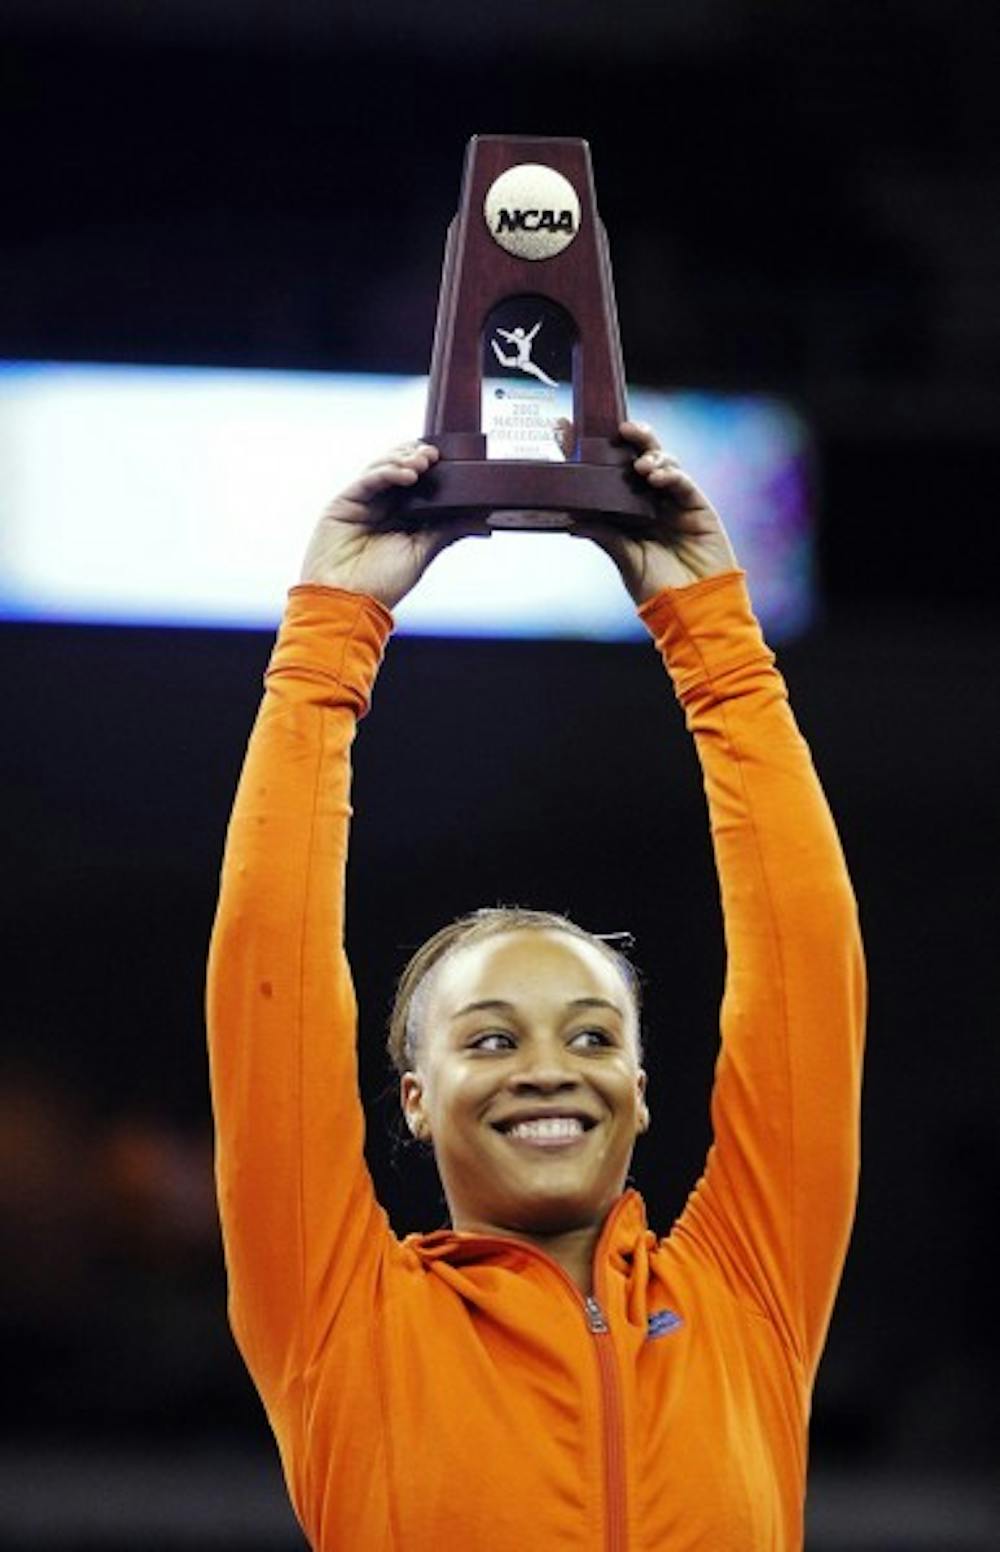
[1,2,998,1547]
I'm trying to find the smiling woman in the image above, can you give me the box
[206,423,866,1551]
[394,918,650,1290]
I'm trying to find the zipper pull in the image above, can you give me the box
[584,1295,609,1333]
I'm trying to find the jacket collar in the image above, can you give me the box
[407,1187,651,1275]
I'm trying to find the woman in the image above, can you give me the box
[207,423,865,1550]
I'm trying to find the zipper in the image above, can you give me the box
[431,1226,630,1551]
[584,1294,609,1333]
[584,1293,628,1552]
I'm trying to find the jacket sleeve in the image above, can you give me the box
[640,571,866,1383]
[205,584,395,1436]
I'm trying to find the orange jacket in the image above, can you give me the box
[207,571,865,1551]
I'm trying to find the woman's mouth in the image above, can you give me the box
[494,1116,593,1149]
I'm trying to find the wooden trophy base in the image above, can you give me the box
[396,446,654,532]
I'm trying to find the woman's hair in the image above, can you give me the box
[386,906,643,1077]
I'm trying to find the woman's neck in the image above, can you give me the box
[455,1216,601,1297]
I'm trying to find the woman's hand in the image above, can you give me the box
[300,440,489,610]
[568,421,739,603]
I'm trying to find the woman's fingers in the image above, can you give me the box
[359,462,420,493]
[552,419,704,511]
[362,442,439,481]
[341,443,439,506]
[621,421,709,503]
[629,442,710,512]
[645,461,705,508]
[553,417,575,459]
[633,453,680,481]
[619,419,662,455]
[365,439,439,469]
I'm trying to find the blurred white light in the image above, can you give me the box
[0,362,814,640]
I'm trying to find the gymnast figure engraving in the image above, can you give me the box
[491,321,558,386]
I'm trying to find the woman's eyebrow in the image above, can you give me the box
[450,996,624,1021]
[451,999,517,1021]
[567,996,625,1019]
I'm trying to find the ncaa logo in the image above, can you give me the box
[484,163,581,260]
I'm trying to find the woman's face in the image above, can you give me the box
[400,930,649,1238]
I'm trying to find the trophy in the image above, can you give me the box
[393,134,659,530]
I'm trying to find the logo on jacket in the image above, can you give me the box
[646,1308,684,1341]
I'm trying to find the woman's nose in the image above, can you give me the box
[507,1047,581,1093]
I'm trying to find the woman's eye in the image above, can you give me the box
[572,1028,613,1048]
[470,1031,515,1052]
[468,1028,613,1053]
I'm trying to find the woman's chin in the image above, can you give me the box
[492,1184,609,1239]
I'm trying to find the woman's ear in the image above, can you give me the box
[401,1072,431,1141]
[636,1069,650,1135]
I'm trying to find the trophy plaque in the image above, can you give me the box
[393,134,659,531]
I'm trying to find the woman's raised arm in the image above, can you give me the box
[205,440,479,1431]
[581,424,865,1385]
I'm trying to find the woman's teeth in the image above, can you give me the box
[507,1117,584,1141]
